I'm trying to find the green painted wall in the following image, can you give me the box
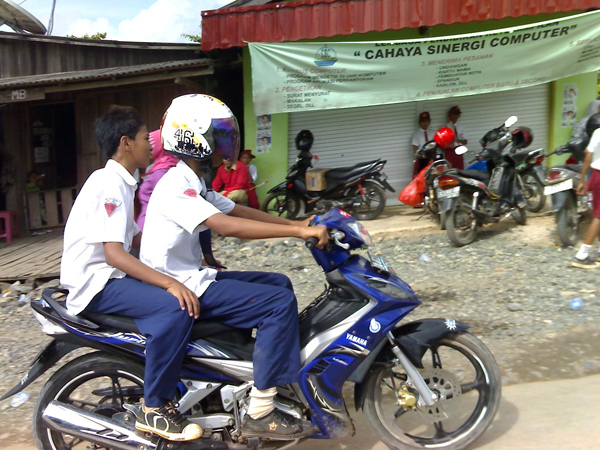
[243,47,289,204]
[242,10,592,203]
[549,72,599,166]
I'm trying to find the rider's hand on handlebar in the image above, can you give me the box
[298,215,316,227]
[301,224,328,248]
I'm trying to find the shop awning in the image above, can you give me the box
[201,0,598,51]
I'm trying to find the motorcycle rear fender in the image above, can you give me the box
[551,189,575,213]
[267,181,288,194]
[440,197,457,214]
[352,318,469,410]
[370,176,395,193]
[0,339,79,401]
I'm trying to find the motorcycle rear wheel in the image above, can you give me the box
[261,191,301,219]
[34,352,145,450]
[362,333,501,450]
[521,173,546,213]
[445,196,477,247]
[350,181,386,221]
[557,195,579,247]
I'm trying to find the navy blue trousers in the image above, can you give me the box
[201,271,301,390]
[86,276,195,408]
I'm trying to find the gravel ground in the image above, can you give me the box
[1,214,599,448]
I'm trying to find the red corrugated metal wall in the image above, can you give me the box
[201,0,598,50]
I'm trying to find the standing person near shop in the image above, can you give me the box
[141,94,328,439]
[572,113,600,269]
[411,111,433,178]
[445,105,467,169]
[239,149,260,209]
[60,105,204,442]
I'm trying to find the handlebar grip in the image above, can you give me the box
[305,237,318,249]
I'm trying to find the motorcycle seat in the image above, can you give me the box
[456,170,489,182]
[552,164,582,173]
[79,311,248,341]
[325,159,382,181]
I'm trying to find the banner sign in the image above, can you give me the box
[248,11,600,114]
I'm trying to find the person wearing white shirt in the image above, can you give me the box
[572,116,600,269]
[60,105,203,442]
[445,105,467,169]
[411,111,433,178]
[140,94,328,440]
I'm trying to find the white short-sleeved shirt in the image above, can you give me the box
[411,127,433,150]
[447,121,467,144]
[60,159,140,315]
[140,161,235,297]
[587,128,600,170]
[248,164,258,183]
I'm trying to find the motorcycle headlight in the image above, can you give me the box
[348,220,373,247]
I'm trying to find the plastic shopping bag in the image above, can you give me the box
[398,161,432,207]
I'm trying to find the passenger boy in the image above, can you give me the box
[60,105,203,441]
[140,94,328,439]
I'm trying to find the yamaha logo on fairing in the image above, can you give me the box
[346,333,368,347]
[369,318,381,333]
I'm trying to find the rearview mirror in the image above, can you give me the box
[455,145,468,155]
[505,116,518,127]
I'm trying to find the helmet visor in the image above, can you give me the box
[207,117,240,163]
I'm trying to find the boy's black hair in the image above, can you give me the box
[95,105,145,160]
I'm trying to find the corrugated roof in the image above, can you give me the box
[0,59,212,89]
[201,0,598,51]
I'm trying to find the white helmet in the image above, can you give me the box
[161,94,240,163]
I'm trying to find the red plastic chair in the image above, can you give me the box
[0,210,19,243]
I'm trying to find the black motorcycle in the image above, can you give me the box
[544,136,591,246]
[436,116,528,246]
[261,130,395,221]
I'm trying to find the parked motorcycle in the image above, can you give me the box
[261,130,395,221]
[415,128,468,229]
[466,127,546,213]
[543,136,591,246]
[2,208,501,450]
[437,116,528,246]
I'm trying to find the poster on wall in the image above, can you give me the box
[256,114,271,154]
[249,10,600,115]
[561,83,578,127]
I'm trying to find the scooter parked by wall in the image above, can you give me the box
[436,116,528,246]
[544,136,591,246]
[466,127,546,212]
[261,130,394,220]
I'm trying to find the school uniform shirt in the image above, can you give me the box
[588,128,600,170]
[446,121,467,144]
[140,160,235,297]
[411,127,433,150]
[60,159,140,315]
[248,164,258,183]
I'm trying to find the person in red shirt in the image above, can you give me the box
[212,156,251,203]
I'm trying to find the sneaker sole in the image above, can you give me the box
[571,261,600,269]
[135,423,203,441]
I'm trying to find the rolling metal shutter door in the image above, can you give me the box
[288,84,550,203]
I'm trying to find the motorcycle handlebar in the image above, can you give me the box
[305,237,319,249]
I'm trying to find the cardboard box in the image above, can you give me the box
[306,168,331,191]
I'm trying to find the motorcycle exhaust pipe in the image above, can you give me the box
[42,400,157,450]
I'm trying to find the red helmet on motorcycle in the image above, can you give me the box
[511,127,533,150]
[434,127,455,148]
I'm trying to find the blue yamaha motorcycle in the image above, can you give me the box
[1,209,501,450]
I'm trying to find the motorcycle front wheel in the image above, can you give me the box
[556,195,579,247]
[521,173,546,213]
[34,352,145,450]
[350,181,386,220]
[445,196,477,247]
[261,191,301,219]
[510,206,527,225]
[363,333,501,450]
